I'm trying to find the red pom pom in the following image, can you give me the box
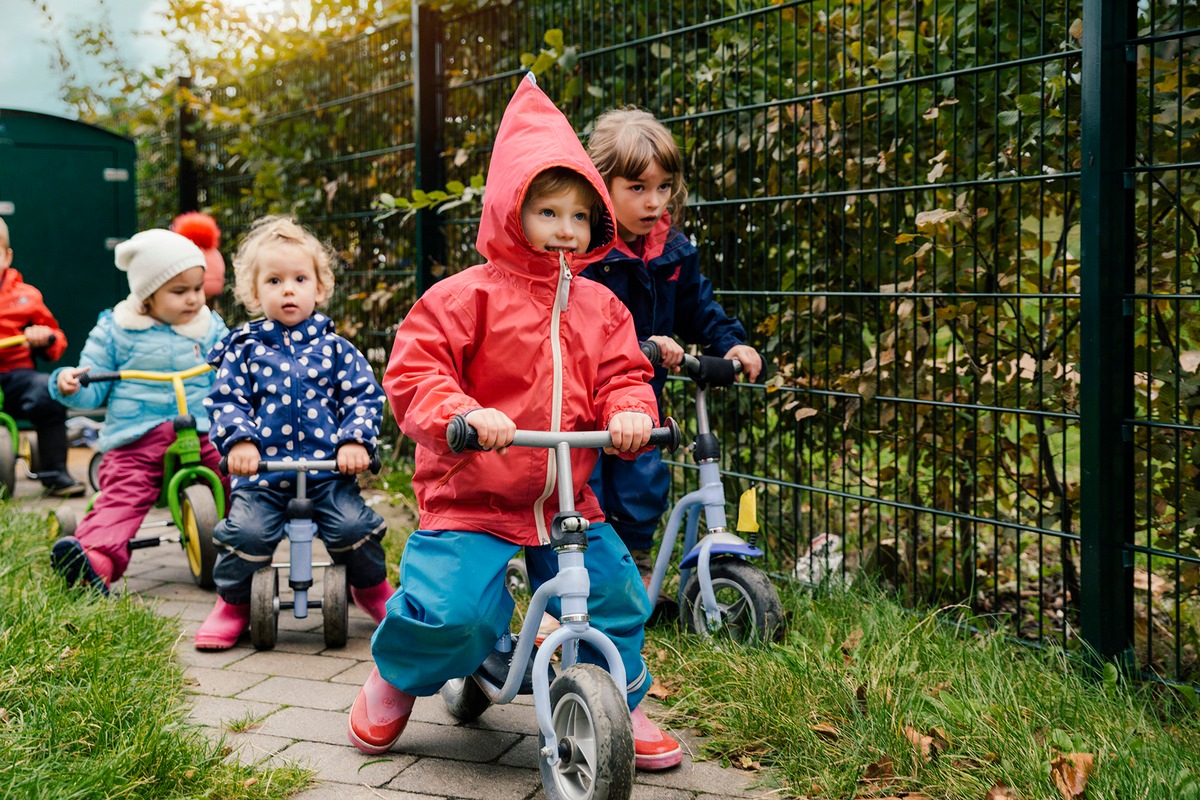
[171,212,221,250]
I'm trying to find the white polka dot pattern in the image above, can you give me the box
[205,313,384,490]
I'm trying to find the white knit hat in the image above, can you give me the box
[115,229,206,302]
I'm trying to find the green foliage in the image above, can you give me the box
[0,504,311,798]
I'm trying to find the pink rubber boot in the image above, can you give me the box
[194,597,251,650]
[347,666,415,754]
[631,706,683,771]
[350,579,394,624]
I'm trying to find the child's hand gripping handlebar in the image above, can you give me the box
[640,340,742,388]
[0,333,57,349]
[446,415,682,454]
[218,455,383,475]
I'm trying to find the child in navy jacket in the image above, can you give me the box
[194,216,393,650]
[580,107,764,577]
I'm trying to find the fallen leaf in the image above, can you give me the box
[736,755,761,771]
[812,722,840,741]
[842,627,864,653]
[646,678,672,700]
[862,756,895,782]
[242,777,259,788]
[904,725,934,761]
[1051,752,1094,800]
[986,782,1020,799]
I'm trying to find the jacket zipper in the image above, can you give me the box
[531,253,572,544]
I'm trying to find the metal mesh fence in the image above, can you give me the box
[138,0,1199,685]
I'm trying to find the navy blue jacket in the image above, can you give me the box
[580,216,746,397]
[204,313,383,490]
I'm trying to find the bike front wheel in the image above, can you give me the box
[681,558,785,644]
[180,484,219,588]
[538,663,634,800]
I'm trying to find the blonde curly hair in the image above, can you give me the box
[231,216,337,313]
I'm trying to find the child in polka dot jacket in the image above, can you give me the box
[194,215,394,650]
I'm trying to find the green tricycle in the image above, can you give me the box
[54,363,226,588]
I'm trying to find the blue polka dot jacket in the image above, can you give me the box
[204,312,384,489]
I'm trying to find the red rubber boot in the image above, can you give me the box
[350,579,394,624]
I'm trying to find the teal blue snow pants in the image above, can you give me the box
[370,522,653,709]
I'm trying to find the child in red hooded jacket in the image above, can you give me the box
[0,217,84,496]
[346,75,683,772]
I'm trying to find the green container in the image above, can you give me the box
[0,110,136,369]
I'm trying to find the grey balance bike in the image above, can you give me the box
[220,456,380,651]
[641,341,784,643]
[442,415,680,800]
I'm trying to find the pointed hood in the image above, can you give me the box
[476,74,616,285]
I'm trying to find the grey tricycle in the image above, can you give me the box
[441,415,680,800]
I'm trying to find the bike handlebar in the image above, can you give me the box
[0,333,57,349]
[639,341,742,388]
[79,364,212,387]
[447,415,681,455]
[218,454,383,475]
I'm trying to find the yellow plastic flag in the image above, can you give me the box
[736,488,760,533]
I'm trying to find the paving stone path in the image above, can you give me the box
[17,449,775,800]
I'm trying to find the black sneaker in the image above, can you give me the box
[45,477,86,498]
[50,537,109,595]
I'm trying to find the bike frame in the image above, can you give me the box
[644,356,765,632]
[85,365,226,520]
[448,421,679,767]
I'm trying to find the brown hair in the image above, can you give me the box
[587,107,688,224]
[231,216,336,313]
[524,167,603,223]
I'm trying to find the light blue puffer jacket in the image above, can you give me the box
[49,301,228,452]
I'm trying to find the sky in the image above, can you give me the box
[1,0,171,117]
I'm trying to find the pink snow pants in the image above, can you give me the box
[72,421,228,581]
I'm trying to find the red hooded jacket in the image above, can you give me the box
[383,76,657,546]
[0,268,68,371]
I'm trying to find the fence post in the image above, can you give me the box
[176,75,198,215]
[412,0,445,296]
[1078,0,1136,673]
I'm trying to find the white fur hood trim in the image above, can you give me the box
[112,295,214,339]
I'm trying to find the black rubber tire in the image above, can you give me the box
[0,429,16,499]
[180,484,219,589]
[250,567,279,651]
[440,676,492,722]
[88,451,103,493]
[681,558,785,644]
[538,664,635,800]
[323,564,349,648]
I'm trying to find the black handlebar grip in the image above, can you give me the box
[447,414,482,453]
[639,339,662,366]
[650,418,682,453]
[691,355,739,388]
[369,455,382,474]
[79,370,122,387]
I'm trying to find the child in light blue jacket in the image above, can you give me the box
[49,229,229,594]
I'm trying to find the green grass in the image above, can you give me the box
[0,504,312,799]
[646,583,1200,800]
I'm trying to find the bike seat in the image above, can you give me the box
[474,635,556,696]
